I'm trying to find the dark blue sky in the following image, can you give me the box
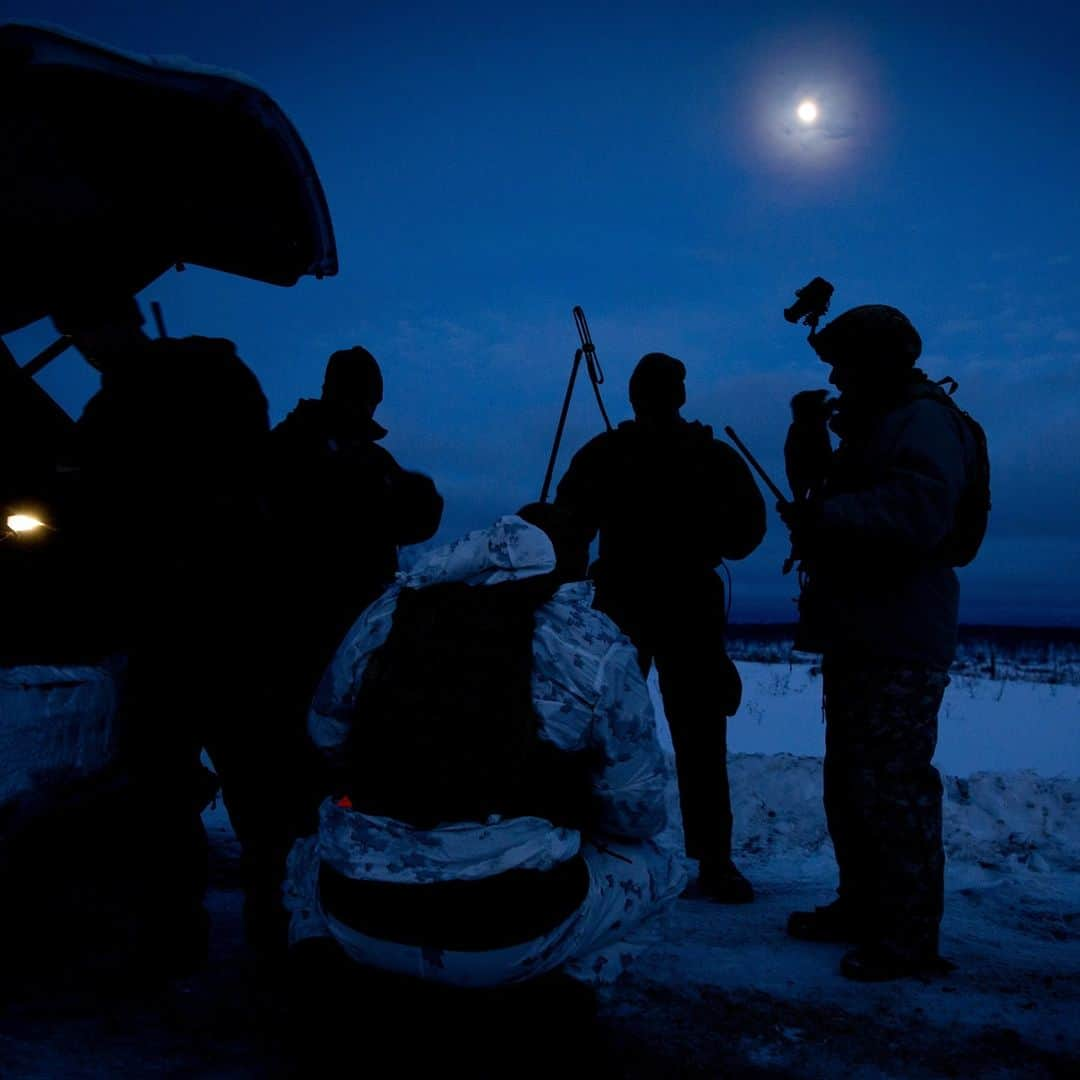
[5,1,1079,624]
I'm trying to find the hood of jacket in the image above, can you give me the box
[402,515,556,589]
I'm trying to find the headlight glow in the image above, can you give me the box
[6,514,46,534]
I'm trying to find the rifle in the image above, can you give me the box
[724,426,805,576]
[723,426,788,506]
[539,306,613,503]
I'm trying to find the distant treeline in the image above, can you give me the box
[726,624,1080,683]
[728,624,1080,648]
[725,626,1080,639]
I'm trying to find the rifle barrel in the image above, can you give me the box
[723,425,787,504]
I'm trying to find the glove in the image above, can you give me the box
[777,499,806,531]
[784,390,834,503]
[777,498,823,555]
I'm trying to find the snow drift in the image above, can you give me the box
[0,663,118,812]
[725,752,1080,876]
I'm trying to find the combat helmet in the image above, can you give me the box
[810,305,922,371]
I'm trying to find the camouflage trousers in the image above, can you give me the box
[822,658,950,957]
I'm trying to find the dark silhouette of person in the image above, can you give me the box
[779,304,986,981]
[269,345,443,684]
[267,346,443,845]
[52,293,281,974]
[555,352,767,902]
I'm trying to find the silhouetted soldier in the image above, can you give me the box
[53,294,278,972]
[555,352,767,902]
[270,346,443,670]
[268,347,443,806]
[780,305,988,981]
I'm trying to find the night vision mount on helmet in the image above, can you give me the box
[785,279,923,371]
[784,276,835,332]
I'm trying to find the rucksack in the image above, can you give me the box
[914,377,991,568]
[343,578,595,830]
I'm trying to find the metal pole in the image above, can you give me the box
[21,336,73,378]
[539,348,583,504]
[150,301,168,338]
[573,306,612,432]
[1,336,76,441]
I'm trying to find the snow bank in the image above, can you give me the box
[721,753,1080,876]
[647,665,1080,879]
[943,770,1080,875]
[728,753,838,868]
[0,664,119,811]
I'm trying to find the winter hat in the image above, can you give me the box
[322,345,383,406]
[629,352,687,417]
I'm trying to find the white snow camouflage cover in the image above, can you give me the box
[286,516,686,976]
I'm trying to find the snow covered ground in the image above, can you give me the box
[595,664,1080,1076]
[1,657,1077,1077]
[0,663,118,812]
[716,661,1080,777]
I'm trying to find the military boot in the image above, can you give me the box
[840,942,955,982]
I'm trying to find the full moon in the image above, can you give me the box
[797,100,818,124]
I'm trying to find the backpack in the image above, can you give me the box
[914,377,991,568]
[343,578,595,830]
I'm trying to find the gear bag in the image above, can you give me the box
[915,378,991,567]
[342,579,596,830]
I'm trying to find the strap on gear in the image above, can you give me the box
[916,375,991,567]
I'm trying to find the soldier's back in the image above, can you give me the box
[560,418,762,590]
[76,336,271,645]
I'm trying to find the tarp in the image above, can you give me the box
[0,22,338,334]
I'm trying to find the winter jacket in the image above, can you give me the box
[802,376,981,669]
[71,336,271,649]
[555,417,766,610]
[288,517,679,956]
[269,398,442,624]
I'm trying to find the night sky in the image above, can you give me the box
[5,1,1079,625]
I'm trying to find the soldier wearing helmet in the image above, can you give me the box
[810,305,923,392]
[555,352,767,904]
[779,302,987,981]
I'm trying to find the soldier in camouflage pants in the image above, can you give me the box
[822,660,950,960]
[778,303,984,979]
